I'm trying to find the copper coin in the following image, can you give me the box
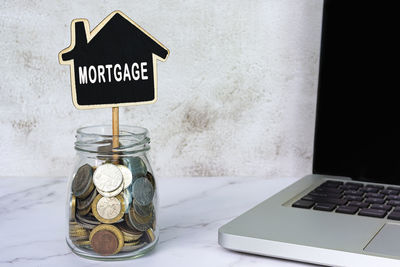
[91,230,119,256]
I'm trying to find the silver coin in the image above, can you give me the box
[77,189,97,210]
[93,163,123,192]
[76,213,101,225]
[97,182,123,197]
[96,140,123,160]
[133,202,153,217]
[124,157,147,179]
[118,165,133,189]
[72,164,93,197]
[75,220,97,230]
[132,177,154,206]
[96,196,122,220]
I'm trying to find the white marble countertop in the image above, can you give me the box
[0,176,313,267]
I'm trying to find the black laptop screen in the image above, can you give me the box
[312,0,400,184]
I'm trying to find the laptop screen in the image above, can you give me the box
[312,0,400,184]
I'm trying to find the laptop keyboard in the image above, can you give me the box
[292,180,400,220]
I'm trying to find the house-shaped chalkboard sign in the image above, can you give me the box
[59,11,169,109]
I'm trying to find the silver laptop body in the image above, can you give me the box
[219,1,400,266]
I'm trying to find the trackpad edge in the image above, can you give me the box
[364,223,400,257]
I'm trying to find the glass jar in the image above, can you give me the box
[66,125,158,260]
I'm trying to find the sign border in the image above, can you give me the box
[58,10,169,110]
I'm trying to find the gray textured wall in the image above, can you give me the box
[0,0,323,178]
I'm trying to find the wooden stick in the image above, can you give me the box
[112,107,119,163]
[112,107,119,148]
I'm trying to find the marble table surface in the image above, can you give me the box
[0,176,313,267]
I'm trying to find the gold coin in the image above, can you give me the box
[70,195,76,221]
[89,224,124,255]
[123,240,140,246]
[145,228,155,243]
[73,239,91,246]
[69,225,89,241]
[77,204,91,216]
[92,194,125,224]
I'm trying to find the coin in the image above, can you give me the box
[97,182,123,198]
[77,204,91,216]
[127,205,153,231]
[69,222,89,241]
[75,220,97,230]
[132,206,153,225]
[117,222,143,241]
[134,202,153,217]
[124,157,147,179]
[144,228,155,243]
[146,172,156,189]
[118,165,133,189]
[93,164,123,192]
[77,189,97,210]
[92,194,125,224]
[70,195,76,221]
[125,213,139,231]
[73,240,91,246]
[90,224,124,256]
[121,241,146,252]
[132,177,154,206]
[96,140,123,161]
[76,212,101,225]
[72,164,94,199]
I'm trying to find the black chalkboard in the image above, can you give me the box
[59,11,169,109]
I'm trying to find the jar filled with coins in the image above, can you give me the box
[66,125,158,260]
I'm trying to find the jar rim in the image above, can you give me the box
[75,125,150,154]
[77,125,148,139]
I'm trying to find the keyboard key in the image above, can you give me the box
[345,182,363,188]
[359,208,387,218]
[314,203,336,211]
[393,207,400,213]
[360,187,379,193]
[365,184,385,190]
[314,187,343,194]
[386,195,400,201]
[309,192,342,199]
[320,180,344,188]
[301,195,313,201]
[388,211,400,221]
[381,189,399,195]
[292,200,314,209]
[348,201,369,208]
[302,195,347,205]
[364,198,385,204]
[365,193,385,199]
[343,190,364,196]
[387,186,400,192]
[387,200,400,207]
[343,195,363,201]
[336,205,358,214]
[370,204,392,211]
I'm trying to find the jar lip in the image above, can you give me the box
[76,125,148,139]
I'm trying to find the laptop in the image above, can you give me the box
[218,0,400,266]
